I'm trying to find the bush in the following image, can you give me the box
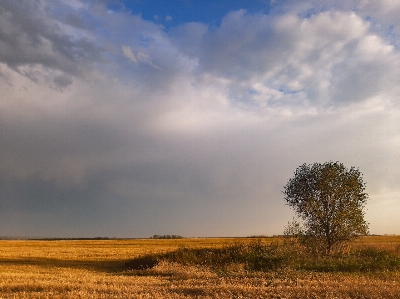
[125,255,158,270]
[125,240,400,273]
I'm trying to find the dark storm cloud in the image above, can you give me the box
[0,174,91,212]
[0,0,103,87]
[52,74,74,89]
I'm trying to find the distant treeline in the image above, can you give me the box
[29,237,114,241]
[151,235,184,239]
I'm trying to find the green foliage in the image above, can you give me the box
[283,161,369,254]
[297,247,400,272]
[126,240,400,274]
[168,240,290,271]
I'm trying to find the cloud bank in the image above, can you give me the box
[1,0,399,237]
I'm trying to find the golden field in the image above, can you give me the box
[0,236,399,298]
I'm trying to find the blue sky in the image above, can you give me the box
[0,0,399,238]
[116,0,271,27]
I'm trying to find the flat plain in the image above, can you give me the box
[0,236,399,298]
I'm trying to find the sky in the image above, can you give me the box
[0,0,399,238]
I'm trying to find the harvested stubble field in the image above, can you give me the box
[0,236,399,298]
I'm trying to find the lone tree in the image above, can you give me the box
[283,161,369,254]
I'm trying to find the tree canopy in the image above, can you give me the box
[283,161,369,254]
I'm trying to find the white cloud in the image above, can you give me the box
[122,45,137,63]
[274,0,400,47]
[358,0,400,28]
[59,0,87,10]
[137,51,160,69]
[176,9,400,113]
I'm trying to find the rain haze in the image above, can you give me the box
[0,0,399,238]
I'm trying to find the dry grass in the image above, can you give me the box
[0,236,399,298]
